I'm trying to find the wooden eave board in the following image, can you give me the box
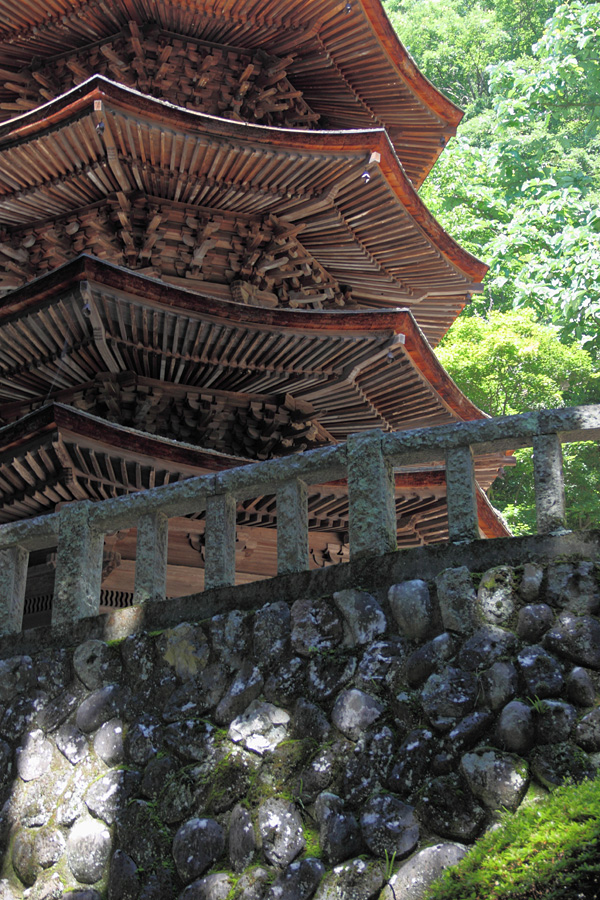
[0,256,488,437]
[0,402,509,541]
[0,78,485,298]
[0,189,473,344]
[0,2,461,186]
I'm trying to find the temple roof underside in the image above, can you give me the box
[0,78,486,345]
[0,257,496,444]
[0,0,463,187]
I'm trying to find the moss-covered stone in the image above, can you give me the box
[2,551,600,899]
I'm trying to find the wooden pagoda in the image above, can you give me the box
[0,0,510,617]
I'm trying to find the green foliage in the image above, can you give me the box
[491,2,600,141]
[498,441,600,534]
[384,1,600,531]
[383,1,512,108]
[418,2,600,352]
[494,0,557,57]
[437,309,600,416]
[526,695,549,714]
[384,848,398,880]
[438,310,600,532]
[424,777,600,900]
[424,140,600,348]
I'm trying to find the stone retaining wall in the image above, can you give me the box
[0,551,599,899]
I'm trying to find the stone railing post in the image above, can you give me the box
[204,492,236,589]
[347,431,397,559]
[134,511,168,604]
[277,478,309,575]
[0,545,28,635]
[446,445,480,541]
[533,432,566,532]
[52,502,105,626]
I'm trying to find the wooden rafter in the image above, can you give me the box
[0,3,462,186]
[0,258,491,440]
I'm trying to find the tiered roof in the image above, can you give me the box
[0,1,509,610]
[0,76,484,342]
[0,0,462,185]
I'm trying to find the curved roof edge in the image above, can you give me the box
[401,314,487,423]
[0,255,488,426]
[361,0,463,129]
[477,487,512,539]
[0,76,488,285]
[0,402,248,473]
[0,254,411,333]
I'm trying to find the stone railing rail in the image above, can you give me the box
[1,404,599,635]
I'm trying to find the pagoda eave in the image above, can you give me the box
[360,0,463,128]
[0,1,464,186]
[0,257,491,438]
[0,76,487,289]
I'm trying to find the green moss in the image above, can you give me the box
[225,874,241,900]
[302,824,322,859]
[226,864,274,899]
[140,797,172,844]
[1,827,21,884]
[242,765,269,808]
[424,777,600,900]
[514,758,530,780]
[244,740,316,809]
[201,750,254,814]
[270,739,313,784]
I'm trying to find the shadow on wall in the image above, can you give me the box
[1,554,600,898]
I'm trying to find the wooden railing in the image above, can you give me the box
[1,404,599,635]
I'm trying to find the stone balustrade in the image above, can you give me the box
[1,404,599,635]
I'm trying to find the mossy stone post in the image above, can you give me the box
[205,492,236,589]
[0,544,28,634]
[277,478,309,575]
[533,432,566,532]
[445,445,480,541]
[347,431,397,559]
[52,501,105,625]
[133,511,168,603]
